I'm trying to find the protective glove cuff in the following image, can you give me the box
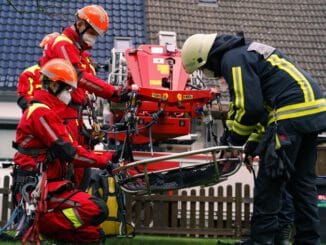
[244,141,259,157]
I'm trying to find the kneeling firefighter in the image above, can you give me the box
[12,58,118,244]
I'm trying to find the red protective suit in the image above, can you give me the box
[13,89,114,243]
[16,64,42,111]
[39,26,118,188]
[39,26,116,98]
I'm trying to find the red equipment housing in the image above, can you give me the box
[108,44,219,145]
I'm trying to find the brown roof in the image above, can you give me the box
[145,0,326,92]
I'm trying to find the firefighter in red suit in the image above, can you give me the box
[39,5,129,188]
[16,32,59,111]
[13,58,116,243]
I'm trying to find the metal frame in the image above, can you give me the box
[113,145,244,194]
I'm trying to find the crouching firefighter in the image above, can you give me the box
[12,58,118,244]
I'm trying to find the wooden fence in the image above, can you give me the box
[0,175,11,227]
[0,175,252,237]
[125,183,252,237]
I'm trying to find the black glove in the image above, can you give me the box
[263,142,287,179]
[243,141,258,173]
[219,129,230,146]
[112,85,131,102]
[106,161,120,175]
[46,139,77,163]
[111,146,134,163]
[120,85,131,102]
[263,136,294,180]
[260,126,294,180]
[105,149,122,174]
[88,168,110,202]
[111,149,122,163]
[244,141,259,157]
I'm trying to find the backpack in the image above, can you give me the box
[86,169,134,237]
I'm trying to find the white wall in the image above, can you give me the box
[0,129,16,159]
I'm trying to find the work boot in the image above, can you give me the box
[234,239,251,245]
[234,238,261,245]
[274,225,291,245]
[234,238,273,245]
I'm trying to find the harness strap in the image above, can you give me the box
[12,141,47,158]
[22,163,48,245]
[68,100,82,111]
[0,204,23,235]
[14,168,37,184]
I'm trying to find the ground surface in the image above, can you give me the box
[0,234,236,244]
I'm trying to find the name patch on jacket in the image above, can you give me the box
[247,42,275,59]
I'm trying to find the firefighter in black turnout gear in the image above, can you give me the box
[181,32,326,244]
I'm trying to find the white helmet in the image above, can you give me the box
[181,33,217,74]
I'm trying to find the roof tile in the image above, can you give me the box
[0,1,146,91]
[145,0,326,92]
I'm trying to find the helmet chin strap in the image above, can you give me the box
[74,21,91,47]
[49,81,67,96]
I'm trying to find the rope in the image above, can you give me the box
[0,204,22,235]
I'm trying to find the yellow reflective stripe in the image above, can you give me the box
[227,102,235,119]
[62,208,83,228]
[267,54,314,102]
[256,123,265,134]
[232,67,245,121]
[27,77,34,95]
[226,119,233,129]
[24,64,40,73]
[27,103,50,119]
[81,63,87,69]
[275,134,281,149]
[53,34,73,46]
[68,134,73,142]
[231,120,256,136]
[90,64,96,75]
[248,123,265,142]
[24,64,40,96]
[268,98,326,124]
[86,57,96,75]
[248,132,261,142]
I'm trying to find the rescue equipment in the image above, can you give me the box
[112,145,243,195]
[87,169,135,237]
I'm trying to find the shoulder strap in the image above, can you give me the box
[12,141,47,158]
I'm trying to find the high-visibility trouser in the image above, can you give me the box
[38,190,108,243]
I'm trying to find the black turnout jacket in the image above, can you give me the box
[205,34,326,145]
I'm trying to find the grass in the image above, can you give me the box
[105,235,236,245]
[0,233,236,245]
[1,232,325,245]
